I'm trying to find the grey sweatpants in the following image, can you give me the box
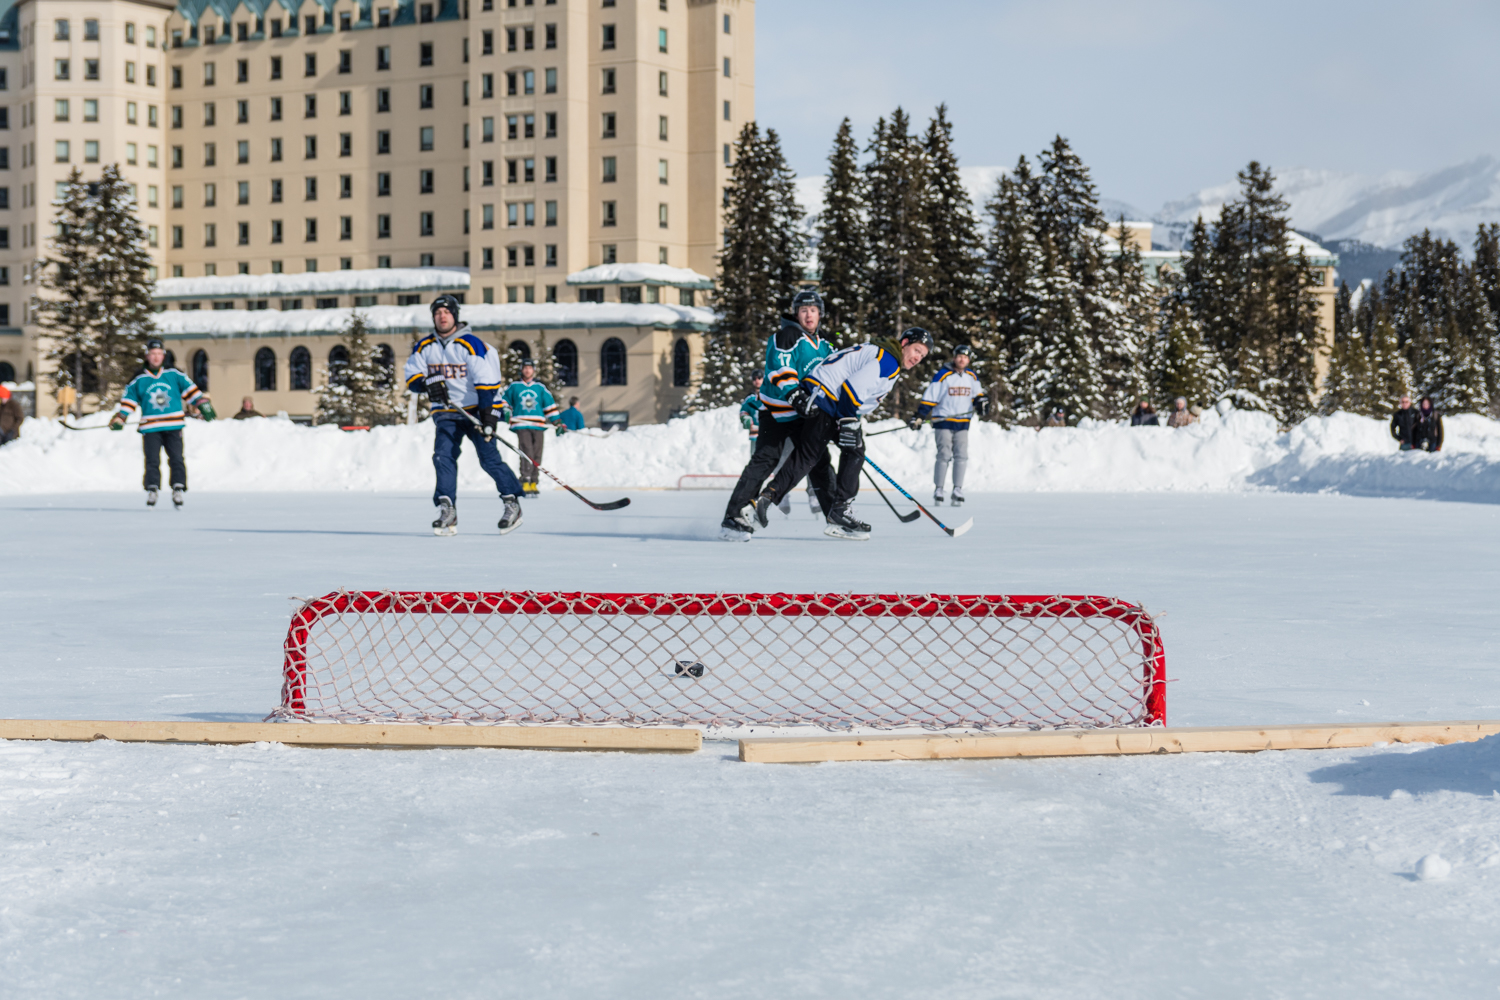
[933,427,969,492]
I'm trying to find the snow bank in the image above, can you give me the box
[565,262,714,288]
[6,405,1500,500]
[154,267,470,300]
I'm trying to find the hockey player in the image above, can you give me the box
[109,337,217,507]
[754,327,932,539]
[719,289,836,540]
[911,344,988,505]
[738,371,765,450]
[403,294,525,536]
[496,358,562,497]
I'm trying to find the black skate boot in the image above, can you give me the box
[432,496,458,536]
[497,495,524,534]
[823,501,871,540]
[171,485,185,509]
[751,490,777,529]
[719,512,754,542]
[146,489,158,507]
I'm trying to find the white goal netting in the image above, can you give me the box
[272,591,1166,731]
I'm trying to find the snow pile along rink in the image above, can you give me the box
[5,404,1500,500]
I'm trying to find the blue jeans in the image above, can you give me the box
[431,412,522,505]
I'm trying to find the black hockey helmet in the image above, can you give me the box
[952,343,972,358]
[899,327,934,349]
[144,337,164,351]
[430,293,461,324]
[790,289,825,314]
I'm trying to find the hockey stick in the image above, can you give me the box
[868,409,980,437]
[861,455,971,537]
[861,467,920,523]
[456,407,630,511]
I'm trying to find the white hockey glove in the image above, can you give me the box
[837,418,863,450]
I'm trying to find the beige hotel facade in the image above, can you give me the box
[0,0,753,424]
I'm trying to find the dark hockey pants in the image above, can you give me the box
[431,412,523,505]
[514,427,545,483]
[766,410,862,507]
[142,429,186,491]
[724,412,834,519]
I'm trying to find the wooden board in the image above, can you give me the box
[738,721,1500,764]
[0,719,701,752]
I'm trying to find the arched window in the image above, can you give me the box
[163,349,177,370]
[672,338,690,387]
[289,346,312,390]
[191,349,209,391]
[600,337,626,386]
[552,339,578,387]
[327,344,350,387]
[376,343,395,386]
[0,361,14,382]
[254,347,277,391]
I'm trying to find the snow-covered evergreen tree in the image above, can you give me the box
[1100,214,1153,414]
[982,158,1043,374]
[37,171,99,415]
[1319,284,1374,415]
[690,122,803,409]
[1149,277,1223,408]
[864,109,936,343]
[1011,232,1103,424]
[921,105,983,355]
[815,118,869,340]
[532,329,558,389]
[315,311,404,426]
[1369,312,1413,411]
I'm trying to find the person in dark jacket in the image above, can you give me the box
[1412,396,1443,452]
[1130,400,1158,426]
[1389,395,1418,450]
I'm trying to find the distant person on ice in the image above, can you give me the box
[403,294,524,536]
[750,327,932,540]
[739,370,765,451]
[559,396,586,433]
[1412,396,1443,452]
[1390,394,1418,450]
[1130,400,1158,426]
[497,358,562,497]
[911,343,988,506]
[108,337,217,508]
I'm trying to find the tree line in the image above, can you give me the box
[696,112,1344,427]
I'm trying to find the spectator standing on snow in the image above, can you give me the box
[1412,396,1443,452]
[0,385,23,445]
[1042,408,1067,428]
[497,358,562,497]
[1166,397,1196,428]
[1390,395,1418,450]
[559,397,586,433]
[1130,400,1158,426]
[232,396,262,420]
[109,337,217,508]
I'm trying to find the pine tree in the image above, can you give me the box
[689,122,803,410]
[921,105,983,355]
[532,329,557,389]
[1369,311,1413,410]
[815,118,869,339]
[89,165,159,400]
[1149,277,1223,408]
[1011,232,1102,424]
[1100,214,1153,414]
[982,158,1044,379]
[38,171,98,415]
[864,109,937,343]
[315,311,404,426]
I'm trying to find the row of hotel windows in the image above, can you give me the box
[170,256,438,277]
[48,59,158,86]
[49,19,161,46]
[245,343,396,391]
[170,213,447,246]
[176,294,428,311]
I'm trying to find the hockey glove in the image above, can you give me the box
[197,400,217,422]
[790,386,820,419]
[837,418,863,450]
[554,422,567,437]
[973,396,989,418]
[425,377,450,408]
[907,416,923,431]
[480,411,500,442]
[108,415,126,431]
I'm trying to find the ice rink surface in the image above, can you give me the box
[4,489,1500,996]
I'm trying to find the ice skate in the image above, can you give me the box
[951,487,964,506]
[432,496,458,536]
[777,495,792,517]
[933,491,944,506]
[719,513,754,541]
[823,501,871,541]
[146,489,158,507]
[522,480,540,498]
[497,495,523,534]
[751,491,777,529]
[808,490,821,515]
[171,486,185,509]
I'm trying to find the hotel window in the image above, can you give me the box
[659,116,668,140]
[377,130,390,154]
[270,97,283,121]
[658,28,667,52]
[149,105,159,127]
[545,24,556,48]
[482,29,493,54]
[204,102,216,126]
[658,71,667,97]
[126,62,137,84]
[420,83,434,108]
[602,68,615,94]
[236,100,248,124]
[602,157,615,183]
[545,157,556,182]
[377,172,391,196]
[544,200,556,226]
[238,181,250,204]
[419,126,434,151]
[56,60,71,81]
[55,100,70,122]
[419,211,433,236]
[658,203,668,228]
[602,24,614,50]
[238,140,249,163]
[483,204,494,229]
[724,57,731,77]
[545,68,556,93]
[545,112,557,138]
[271,179,283,202]
[723,100,731,121]
[602,113,615,139]
[658,159,668,184]
[305,94,317,118]
[602,201,616,227]
[376,88,390,112]
[377,214,391,238]
[420,169,434,193]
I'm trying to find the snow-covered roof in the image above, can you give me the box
[565,263,714,289]
[150,302,716,339]
[153,268,471,301]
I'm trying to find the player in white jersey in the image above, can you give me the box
[403,294,525,536]
[912,344,989,505]
[751,327,932,539]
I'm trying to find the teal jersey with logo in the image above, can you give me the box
[759,319,832,423]
[496,379,560,429]
[115,367,204,434]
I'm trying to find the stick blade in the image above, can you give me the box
[588,497,631,511]
[945,517,974,537]
[899,510,921,523]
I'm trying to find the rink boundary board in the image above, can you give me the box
[0,719,700,751]
[737,720,1500,763]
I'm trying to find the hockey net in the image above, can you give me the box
[273,591,1166,731]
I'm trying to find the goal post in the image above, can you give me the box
[276,591,1166,731]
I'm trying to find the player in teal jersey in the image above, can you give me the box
[109,338,217,507]
[495,359,562,496]
[738,371,765,450]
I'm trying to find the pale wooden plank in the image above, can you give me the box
[738,721,1500,764]
[0,719,701,751]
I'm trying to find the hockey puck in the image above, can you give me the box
[673,660,706,679]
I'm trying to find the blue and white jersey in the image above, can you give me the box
[402,323,502,413]
[916,367,986,429]
[803,343,900,420]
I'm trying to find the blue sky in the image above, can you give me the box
[756,0,1500,213]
